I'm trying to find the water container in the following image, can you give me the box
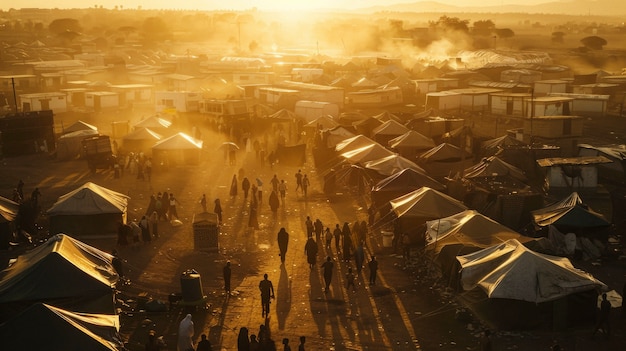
[180,269,204,302]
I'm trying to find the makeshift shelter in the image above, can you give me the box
[322,126,356,149]
[47,182,130,236]
[340,143,395,165]
[132,115,172,135]
[372,120,410,145]
[63,120,98,134]
[323,164,380,196]
[0,234,118,321]
[335,134,377,154]
[364,154,425,176]
[56,129,99,161]
[481,135,527,158]
[532,192,609,229]
[374,111,403,123]
[304,115,338,131]
[389,187,467,246]
[0,196,19,250]
[455,239,605,330]
[388,130,436,159]
[417,143,474,180]
[353,117,383,138]
[152,132,203,166]
[0,303,124,350]
[121,127,162,153]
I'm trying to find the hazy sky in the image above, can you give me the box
[6,0,555,11]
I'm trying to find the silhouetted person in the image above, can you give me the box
[145,330,161,351]
[305,237,318,269]
[230,175,238,197]
[242,177,251,199]
[259,273,275,317]
[346,267,356,291]
[196,334,212,351]
[200,194,207,212]
[333,224,342,254]
[593,293,611,339]
[321,256,334,293]
[223,261,232,294]
[269,190,280,214]
[237,327,250,351]
[297,336,305,351]
[249,334,260,351]
[277,228,289,264]
[214,198,223,223]
[368,256,378,285]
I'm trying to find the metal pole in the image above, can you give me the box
[11,77,18,114]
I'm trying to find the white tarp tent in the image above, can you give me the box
[457,239,606,303]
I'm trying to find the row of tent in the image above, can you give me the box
[0,234,123,350]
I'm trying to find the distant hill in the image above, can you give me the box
[363,0,626,16]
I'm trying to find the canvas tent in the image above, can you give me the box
[418,143,474,180]
[531,192,610,230]
[47,182,129,236]
[340,143,395,165]
[372,169,445,210]
[121,127,162,152]
[389,187,467,246]
[372,120,410,145]
[388,130,436,159]
[133,115,172,135]
[335,134,377,153]
[56,129,99,160]
[63,120,98,134]
[363,154,425,176]
[458,239,606,303]
[0,303,123,350]
[353,117,383,137]
[152,132,203,165]
[322,126,356,149]
[0,234,118,321]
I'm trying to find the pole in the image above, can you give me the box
[11,77,18,114]
[530,88,535,146]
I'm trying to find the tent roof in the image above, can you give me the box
[0,303,122,351]
[388,130,435,150]
[353,116,383,129]
[464,156,527,182]
[0,195,19,222]
[352,77,379,88]
[340,143,395,164]
[364,154,425,176]
[372,120,410,136]
[133,115,172,129]
[419,143,470,162]
[531,192,610,228]
[373,111,403,123]
[122,127,162,141]
[373,169,445,193]
[482,135,526,151]
[426,210,531,254]
[457,239,606,303]
[390,187,466,219]
[59,129,99,140]
[47,182,129,216]
[152,132,203,150]
[268,108,297,120]
[304,115,338,129]
[0,234,118,303]
[334,134,377,153]
[64,120,98,134]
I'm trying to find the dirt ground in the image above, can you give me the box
[1,109,626,351]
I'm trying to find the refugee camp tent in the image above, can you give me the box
[390,187,467,246]
[323,126,356,149]
[152,132,203,165]
[340,143,395,165]
[417,143,474,180]
[0,196,19,249]
[531,192,610,230]
[464,156,528,182]
[335,134,377,153]
[364,154,425,176]
[372,120,410,145]
[353,117,383,137]
[372,170,445,211]
[481,135,526,158]
[56,129,99,160]
[0,234,118,321]
[0,303,124,350]
[323,163,380,196]
[47,182,129,236]
[455,238,605,330]
[304,115,338,131]
[458,238,606,303]
[63,120,98,134]
[133,115,172,135]
[388,130,436,159]
[121,127,162,153]
[374,111,403,123]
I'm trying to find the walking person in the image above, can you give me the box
[149,211,158,239]
[305,216,314,238]
[346,267,356,292]
[295,170,303,194]
[297,336,306,351]
[223,261,232,295]
[269,190,280,215]
[368,256,379,285]
[277,227,289,264]
[248,198,259,230]
[177,314,195,351]
[214,198,223,224]
[255,178,263,204]
[196,334,212,351]
[302,174,310,197]
[593,293,612,339]
[168,194,180,220]
[324,227,332,251]
[282,338,291,351]
[304,236,318,269]
[242,177,251,199]
[259,274,275,317]
[278,180,287,204]
[200,194,207,212]
[321,256,334,293]
[354,242,364,274]
[140,215,151,243]
[230,174,238,197]
[270,174,280,192]
[314,218,323,243]
[237,327,250,351]
[333,224,342,255]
